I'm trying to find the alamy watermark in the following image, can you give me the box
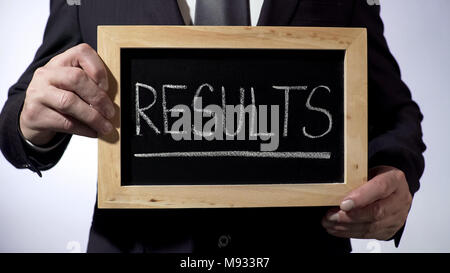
[66,0,81,6]
[366,240,382,253]
[366,0,381,6]
[66,240,82,253]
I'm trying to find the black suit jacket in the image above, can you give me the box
[0,0,425,253]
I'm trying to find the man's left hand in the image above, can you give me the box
[322,166,413,240]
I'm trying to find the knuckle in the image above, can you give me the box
[34,67,48,78]
[76,43,92,55]
[91,91,108,107]
[373,203,385,221]
[59,92,76,111]
[91,67,105,84]
[68,68,85,85]
[21,102,40,123]
[48,54,64,67]
[86,110,102,125]
[26,86,39,97]
[376,179,389,196]
[50,54,61,63]
[394,169,406,182]
[62,118,74,131]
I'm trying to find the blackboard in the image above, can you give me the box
[97,26,367,208]
[121,48,345,185]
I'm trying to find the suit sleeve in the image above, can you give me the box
[350,1,426,246]
[0,0,83,176]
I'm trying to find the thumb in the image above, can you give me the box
[340,173,397,212]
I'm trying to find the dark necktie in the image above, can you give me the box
[195,0,251,26]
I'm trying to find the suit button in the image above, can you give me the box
[218,234,231,248]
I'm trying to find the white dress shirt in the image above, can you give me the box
[178,0,265,26]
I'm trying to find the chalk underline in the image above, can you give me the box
[134,151,331,159]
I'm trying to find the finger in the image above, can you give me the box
[48,43,109,90]
[324,192,401,224]
[324,211,405,240]
[322,207,340,222]
[38,86,113,135]
[340,171,399,212]
[24,106,97,138]
[322,218,368,234]
[37,66,115,119]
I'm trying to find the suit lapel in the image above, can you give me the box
[257,0,300,26]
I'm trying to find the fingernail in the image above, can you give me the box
[328,213,340,222]
[340,199,354,212]
[103,122,113,134]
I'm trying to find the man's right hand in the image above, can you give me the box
[19,43,115,146]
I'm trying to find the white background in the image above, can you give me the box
[0,0,449,253]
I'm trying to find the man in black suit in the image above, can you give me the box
[0,0,425,253]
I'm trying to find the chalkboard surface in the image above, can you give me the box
[120,48,345,186]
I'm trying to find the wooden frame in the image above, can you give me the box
[97,26,367,209]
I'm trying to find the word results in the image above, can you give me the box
[134,82,334,152]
